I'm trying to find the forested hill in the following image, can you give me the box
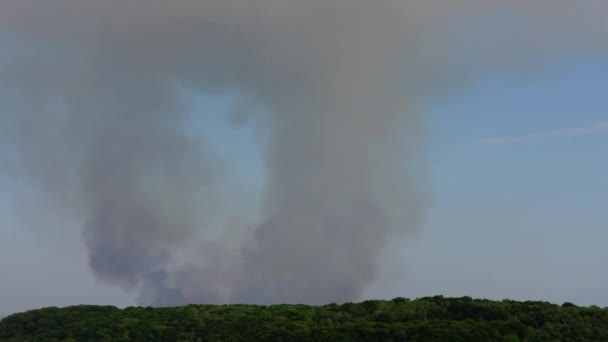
[2,296,608,341]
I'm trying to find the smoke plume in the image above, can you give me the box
[0,1,606,305]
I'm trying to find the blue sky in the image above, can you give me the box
[368,59,608,305]
[1,56,607,316]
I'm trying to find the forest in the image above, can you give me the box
[2,296,607,341]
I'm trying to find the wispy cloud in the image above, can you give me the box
[478,121,608,145]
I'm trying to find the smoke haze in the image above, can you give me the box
[0,1,606,305]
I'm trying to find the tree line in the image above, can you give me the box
[2,296,607,341]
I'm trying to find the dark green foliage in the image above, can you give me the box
[2,297,608,341]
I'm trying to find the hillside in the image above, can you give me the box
[1,296,607,341]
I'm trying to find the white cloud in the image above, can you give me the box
[478,121,608,145]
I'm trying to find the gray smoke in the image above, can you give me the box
[0,0,606,305]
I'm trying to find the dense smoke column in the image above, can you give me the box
[0,1,607,305]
